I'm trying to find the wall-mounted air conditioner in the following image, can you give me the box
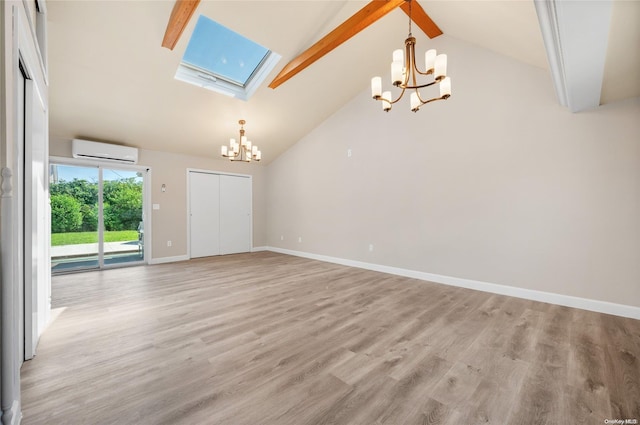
[72,139,139,164]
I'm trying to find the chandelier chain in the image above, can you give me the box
[408,0,412,36]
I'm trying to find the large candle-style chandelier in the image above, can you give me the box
[371,0,451,112]
[220,119,261,162]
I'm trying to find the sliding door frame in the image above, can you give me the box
[50,156,153,269]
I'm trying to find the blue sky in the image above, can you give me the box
[182,15,269,85]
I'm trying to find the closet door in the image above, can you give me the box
[219,175,251,255]
[189,172,220,258]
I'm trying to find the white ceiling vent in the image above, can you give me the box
[72,139,138,164]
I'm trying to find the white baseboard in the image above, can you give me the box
[148,255,189,265]
[150,250,268,263]
[267,247,640,320]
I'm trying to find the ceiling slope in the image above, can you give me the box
[46,1,638,165]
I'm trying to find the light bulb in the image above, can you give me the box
[410,92,420,111]
[392,49,403,64]
[391,62,403,85]
[434,54,447,81]
[440,77,451,98]
[382,91,392,111]
[425,49,436,73]
[371,76,382,98]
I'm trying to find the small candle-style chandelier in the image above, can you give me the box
[371,0,452,112]
[221,119,261,162]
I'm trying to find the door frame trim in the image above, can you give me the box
[2,2,49,423]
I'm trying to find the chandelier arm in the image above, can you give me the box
[392,54,410,88]
[415,88,426,104]
[414,91,448,111]
[390,85,408,104]
[412,55,419,91]
[373,82,408,105]
[413,68,432,76]
[400,80,437,90]
[410,51,432,77]
[406,38,413,88]
[376,85,408,105]
[401,67,410,88]
[411,66,418,90]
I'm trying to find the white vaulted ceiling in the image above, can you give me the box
[46,0,640,163]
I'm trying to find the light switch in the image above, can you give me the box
[153,204,160,210]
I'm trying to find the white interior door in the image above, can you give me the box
[189,172,221,258]
[220,175,252,255]
[17,61,26,366]
[24,75,49,359]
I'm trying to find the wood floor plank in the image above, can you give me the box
[565,308,612,419]
[455,378,517,425]
[20,252,640,425]
[601,314,640,420]
[506,361,567,424]
[373,353,452,424]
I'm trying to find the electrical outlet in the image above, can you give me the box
[347,149,352,158]
[298,236,302,243]
[167,240,172,247]
[369,244,374,252]
[280,235,284,241]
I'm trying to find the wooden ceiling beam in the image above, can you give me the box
[269,0,406,89]
[400,1,442,38]
[162,0,200,50]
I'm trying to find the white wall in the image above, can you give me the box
[266,35,640,311]
[142,149,267,259]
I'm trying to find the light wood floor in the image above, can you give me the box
[21,252,640,425]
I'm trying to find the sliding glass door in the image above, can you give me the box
[50,164,99,272]
[50,162,146,273]
[102,168,144,266]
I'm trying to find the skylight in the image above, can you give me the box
[175,15,281,101]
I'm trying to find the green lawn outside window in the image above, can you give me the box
[51,230,139,246]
